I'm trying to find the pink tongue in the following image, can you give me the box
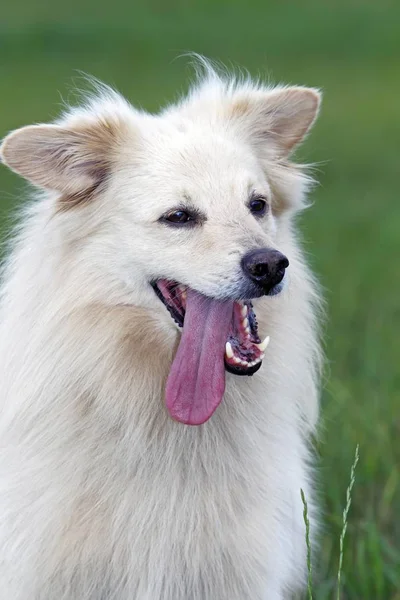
[165,289,234,425]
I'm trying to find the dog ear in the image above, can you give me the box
[229,86,321,157]
[0,119,118,199]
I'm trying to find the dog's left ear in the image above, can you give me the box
[229,86,321,157]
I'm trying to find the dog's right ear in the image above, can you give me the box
[0,118,121,200]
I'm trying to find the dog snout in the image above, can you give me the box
[241,248,289,293]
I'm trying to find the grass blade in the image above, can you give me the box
[337,444,360,600]
[300,488,313,600]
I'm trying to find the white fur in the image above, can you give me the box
[0,63,322,599]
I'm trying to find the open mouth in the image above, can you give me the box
[152,279,270,425]
[153,280,269,375]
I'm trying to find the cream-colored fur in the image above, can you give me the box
[0,62,322,599]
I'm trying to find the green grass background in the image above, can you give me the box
[1,1,399,597]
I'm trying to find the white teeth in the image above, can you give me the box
[225,342,234,359]
[242,318,249,329]
[233,356,241,364]
[250,354,264,367]
[245,327,250,335]
[241,305,248,317]
[256,336,270,352]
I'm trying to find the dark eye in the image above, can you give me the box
[160,206,205,228]
[249,197,268,217]
[164,210,192,224]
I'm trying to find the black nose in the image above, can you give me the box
[241,248,289,293]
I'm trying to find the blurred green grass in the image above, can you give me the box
[1,1,399,597]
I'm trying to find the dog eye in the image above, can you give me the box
[164,210,193,225]
[249,197,268,217]
[160,206,206,227]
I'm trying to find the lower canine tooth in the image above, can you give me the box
[256,336,270,352]
[242,318,249,328]
[225,342,234,359]
[241,305,248,317]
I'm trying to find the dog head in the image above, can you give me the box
[0,64,321,424]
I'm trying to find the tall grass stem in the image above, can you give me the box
[337,444,360,600]
[300,488,313,600]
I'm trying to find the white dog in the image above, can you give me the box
[0,61,322,599]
